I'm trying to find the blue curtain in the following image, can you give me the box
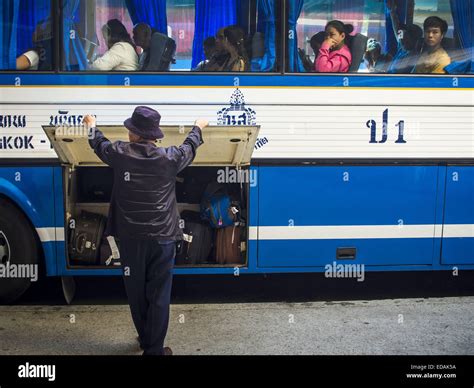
[191,0,237,69]
[288,0,304,72]
[17,0,50,56]
[125,0,168,35]
[0,0,20,69]
[385,0,408,56]
[252,0,276,72]
[63,0,88,70]
[450,0,473,73]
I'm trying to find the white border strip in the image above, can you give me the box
[35,225,474,242]
[249,225,474,240]
[443,224,474,238]
[36,228,65,242]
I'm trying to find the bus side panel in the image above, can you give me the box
[441,166,474,265]
[247,166,259,272]
[0,166,59,275]
[257,166,439,268]
[53,166,66,276]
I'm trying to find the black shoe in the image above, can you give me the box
[142,347,173,356]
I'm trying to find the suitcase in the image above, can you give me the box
[175,211,213,265]
[215,224,242,265]
[69,211,106,265]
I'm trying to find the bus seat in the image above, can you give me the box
[348,33,368,72]
[144,33,177,71]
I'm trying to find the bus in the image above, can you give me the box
[0,0,473,303]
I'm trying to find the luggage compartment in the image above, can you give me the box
[43,124,260,269]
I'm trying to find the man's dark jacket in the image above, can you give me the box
[88,126,203,241]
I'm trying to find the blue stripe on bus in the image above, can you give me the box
[257,166,439,226]
[257,238,436,267]
[0,74,473,88]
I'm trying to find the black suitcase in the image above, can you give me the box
[69,211,106,265]
[175,211,212,265]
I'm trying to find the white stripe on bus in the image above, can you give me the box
[36,228,65,242]
[248,225,474,240]
[34,225,474,242]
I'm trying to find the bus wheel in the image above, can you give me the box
[0,199,39,304]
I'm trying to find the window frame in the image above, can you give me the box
[0,0,471,78]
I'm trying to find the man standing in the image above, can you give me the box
[84,107,208,355]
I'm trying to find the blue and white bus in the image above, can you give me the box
[0,0,473,302]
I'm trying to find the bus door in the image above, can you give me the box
[42,124,260,268]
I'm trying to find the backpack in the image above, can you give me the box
[200,183,240,229]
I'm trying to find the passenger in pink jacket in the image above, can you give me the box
[315,20,353,73]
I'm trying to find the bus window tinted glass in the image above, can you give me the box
[1,0,52,71]
[64,0,278,72]
[288,0,472,75]
[412,0,471,75]
[288,0,386,73]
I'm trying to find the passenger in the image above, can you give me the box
[364,39,393,73]
[386,0,423,74]
[206,25,248,72]
[133,23,153,70]
[315,20,353,73]
[413,16,451,74]
[193,37,217,71]
[90,19,139,71]
[299,31,325,72]
[133,23,176,71]
[16,21,52,71]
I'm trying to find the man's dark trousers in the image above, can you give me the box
[120,238,176,355]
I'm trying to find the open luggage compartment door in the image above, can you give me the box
[42,125,261,167]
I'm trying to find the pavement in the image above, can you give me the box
[0,297,472,355]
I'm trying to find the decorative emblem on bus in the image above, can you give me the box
[367,109,407,144]
[217,89,256,126]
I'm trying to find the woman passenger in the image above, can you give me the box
[90,19,139,71]
[315,20,353,73]
[206,25,249,72]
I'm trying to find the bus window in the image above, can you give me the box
[189,0,278,73]
[64,0,278,73]
[0,0,52,71]
[289,0,471,76]
[287,0,386,74]
[410,0,471,75]
[63,0,136,71]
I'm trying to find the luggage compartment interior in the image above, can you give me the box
[64,166,250,269]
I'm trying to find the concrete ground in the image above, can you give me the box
[0,297,472,355]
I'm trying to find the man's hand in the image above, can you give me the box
[83,115,96,130]
[194,119,209,130]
